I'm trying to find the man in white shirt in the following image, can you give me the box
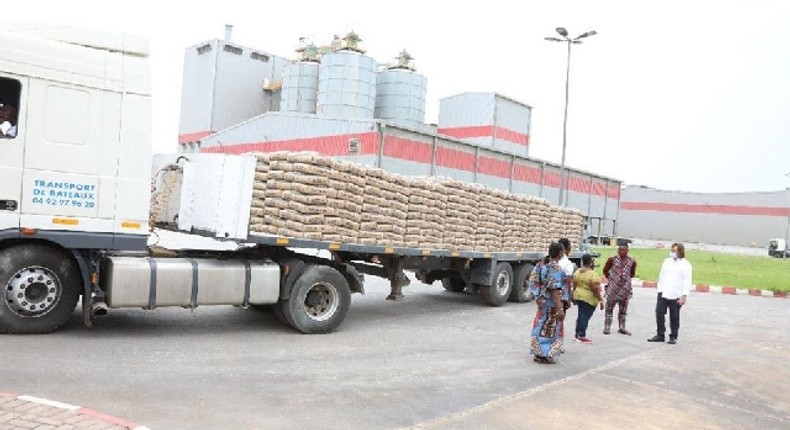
[0,102,18,138]
[557,238,575,304]
[648,242,692,344]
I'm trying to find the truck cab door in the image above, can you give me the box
[0,74,27,232]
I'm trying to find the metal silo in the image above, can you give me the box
[375,50,427,128]
[317,32,377,119]
[280,61,320,114]
[280,41,320,114]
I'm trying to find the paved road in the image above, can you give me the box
[0,280,787,429]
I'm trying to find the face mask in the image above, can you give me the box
[670,252,677,259]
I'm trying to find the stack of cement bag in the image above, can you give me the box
[547,206,568,252]
[323,160,367,243]
[442,180,480,251]
[249,152,364,242]
[249,153,273,234]
[474,186,506,252]
[250,152,333,240]
[560,207,586,251]
[527,197,552,252]
[405,178,447,249]
[247,151,586,253]
[359,170,409,246]
[503,194,532,252]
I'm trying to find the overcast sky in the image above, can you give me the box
[15,0,790,193]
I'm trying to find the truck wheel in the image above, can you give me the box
[508,262,535,303]
[278,265,351,334]
[480,263,513,307]
[0,245,81,334]
[441,278,466,293]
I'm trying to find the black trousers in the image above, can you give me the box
[655,293,681,339]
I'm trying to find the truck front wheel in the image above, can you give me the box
[277,264,351,334]
[0,245,81,334]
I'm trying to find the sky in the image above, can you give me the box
[13,0,790,193]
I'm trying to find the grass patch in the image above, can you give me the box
[591,247,789,292]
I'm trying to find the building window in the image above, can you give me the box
[0,77,21,139]
[223,45,243,55]
[196,44,212,55]
[250,52,270,62]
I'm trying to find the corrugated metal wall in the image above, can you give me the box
[618,186,790,247]
[494,95,531,156]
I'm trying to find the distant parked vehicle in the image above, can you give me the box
[768,239,789,258]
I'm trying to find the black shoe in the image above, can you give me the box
[647,335,665,342]
[668,338,677,345]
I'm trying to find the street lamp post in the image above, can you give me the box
[545,28,597,206]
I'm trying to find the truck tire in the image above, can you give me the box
[277,264,351,334]
[441,278,466,293]
[0,245,81,334]
[480,263,513,307]
[508,262,535,303]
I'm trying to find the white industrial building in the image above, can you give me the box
[618,186,790,248]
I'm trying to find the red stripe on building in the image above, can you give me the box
[438,125,493,139]
[607,183,621,200]
[204,132,617,198]
[383,136,432,163]
[543,171,561,188]
[435,146,476,171]
[567,176,590,194]
[514,164,542,184]
[438,125,529,147]
[620,201,790,217]
[494,127,530,146]
[477,156,512,178]
[201,132,380,156]
[592,182,606,197]
[179,130,214,144]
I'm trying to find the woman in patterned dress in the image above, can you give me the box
[530,242,568,364]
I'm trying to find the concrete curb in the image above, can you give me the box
[630,280,787,298]
[0,391,149,429]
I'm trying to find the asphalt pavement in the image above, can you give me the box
[0,279,787,429]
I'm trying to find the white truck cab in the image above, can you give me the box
[0,25,151,250]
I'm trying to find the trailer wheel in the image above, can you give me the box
[277,264,351,334]
[441,278,466,293]
[508,263,535,303]
[480,263,513,307]
[0,245,81,334]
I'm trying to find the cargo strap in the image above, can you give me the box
[146,258,157,310]
[243,260,251,308]
[187,258,199,309]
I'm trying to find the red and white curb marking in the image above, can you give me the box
[0,391,149,429]
[632,280,787,298]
